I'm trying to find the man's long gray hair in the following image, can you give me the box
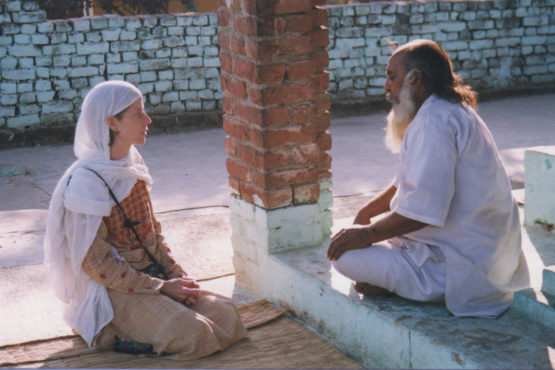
[396,39,477,109]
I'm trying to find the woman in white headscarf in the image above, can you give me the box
[44,81,246,359]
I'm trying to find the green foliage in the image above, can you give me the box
[37,0,83,19]
[37,0,196,19]
[94,0,195,15]
[328,0,383,3]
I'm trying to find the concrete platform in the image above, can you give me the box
[242,205,555,369]
[1,93,555,368]
[2,94,555,213]
[270,246,554,369]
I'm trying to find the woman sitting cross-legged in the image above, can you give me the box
[44,80,247,359]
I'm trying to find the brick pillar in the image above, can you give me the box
[218,0,331,294]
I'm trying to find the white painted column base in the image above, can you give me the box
[229,178,333,297]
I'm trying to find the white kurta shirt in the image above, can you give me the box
[390,94,529,317]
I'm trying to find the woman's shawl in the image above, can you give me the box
[44,81,153,347]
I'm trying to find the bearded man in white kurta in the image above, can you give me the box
[327,39,529,317]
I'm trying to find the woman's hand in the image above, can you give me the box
[161,277,200,306]
[176,276,199,289]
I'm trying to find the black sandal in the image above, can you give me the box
[113,340,155,355]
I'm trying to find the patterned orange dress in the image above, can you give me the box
[81,180,247,359]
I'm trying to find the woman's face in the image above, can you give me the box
[110,98,152,148]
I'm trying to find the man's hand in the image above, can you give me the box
[327,227,371,261]
[161,277,200,306]
[328,212,427,261]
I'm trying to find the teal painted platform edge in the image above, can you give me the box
[263,246,555,369]
[544,266,555,296]
[511,288,555,330]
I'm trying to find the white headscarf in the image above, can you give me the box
[44,81,153,347]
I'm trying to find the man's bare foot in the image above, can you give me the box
[354,282,393,296]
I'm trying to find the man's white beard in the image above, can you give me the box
[384,75,417,154]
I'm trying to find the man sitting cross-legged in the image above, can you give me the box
[327,39,530,318]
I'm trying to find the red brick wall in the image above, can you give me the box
[218,0,331,210]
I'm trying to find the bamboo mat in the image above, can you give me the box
[0,265,235,348]
[0,211,234,347]
[0,300,283,366]
[1,300,361,369]
[0,210,362,368]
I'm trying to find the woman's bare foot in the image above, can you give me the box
[354,282,393,296]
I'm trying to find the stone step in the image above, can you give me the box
[263,246,555,369]
[511,287,555,330]
[543,266,555,296]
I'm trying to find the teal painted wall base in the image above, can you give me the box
[512,147,555,330]
[524,146,555,228]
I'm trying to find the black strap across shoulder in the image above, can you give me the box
[85,168,141,237]
[85,167,164,276]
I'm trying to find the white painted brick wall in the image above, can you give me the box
[326,0,554,102]
[0,0,553,132]
[0,1,224,132]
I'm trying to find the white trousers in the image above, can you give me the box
[332,237,447,302]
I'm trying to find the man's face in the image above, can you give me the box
[384,51,407,105]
